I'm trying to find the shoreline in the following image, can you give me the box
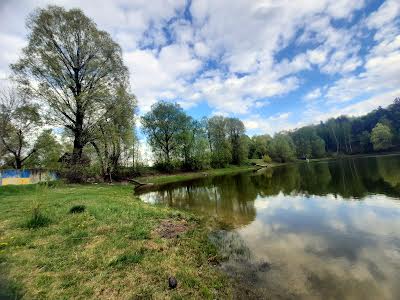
[133,151,400,187]
[135,165,261,186]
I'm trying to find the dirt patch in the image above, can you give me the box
[154,219,191,238]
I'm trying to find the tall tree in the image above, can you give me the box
[359,130,371,153]
[248,134,271,159]
[226,118,248,165]
[291,126,325,159]
[11,6,129,164]
[91,86,136,181]
[179,119,210,170]
[269,133,296,162]
[141,101,189,168]
[326,118,340,154]
[207,116,231,168]
[0,87,41,169]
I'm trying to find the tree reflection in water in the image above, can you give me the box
[138,155,400,299]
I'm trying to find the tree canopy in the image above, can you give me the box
[12,6,130,164]
[0,87,42,169]
[371,123,392,151]
[141,101,190,170]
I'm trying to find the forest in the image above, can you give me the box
[0,6,399,180]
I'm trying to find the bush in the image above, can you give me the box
[153,161,175,173]
[262,154,272,163]
[60,164,99,183]
[69,205,86,214]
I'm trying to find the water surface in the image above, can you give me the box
[138,155,400,299]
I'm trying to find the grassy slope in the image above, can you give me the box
[0,184,231,299]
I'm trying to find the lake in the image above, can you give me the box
[138,155,400,299]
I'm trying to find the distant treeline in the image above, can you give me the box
[249,98,400,162]
[141,98,400,171]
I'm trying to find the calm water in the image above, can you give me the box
[138,155,400,299]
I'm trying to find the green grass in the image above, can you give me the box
[0,183,231,299]
[139,165,257,185]
[24,206,52,229]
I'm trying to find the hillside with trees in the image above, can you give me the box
[248,99,400,163]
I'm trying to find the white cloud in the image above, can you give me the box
[159,44,201,77]
[324,1,400,104]
[0,33,26,81]
[243,112,300,135]
[304,88,322,101]
[0,0,398,136]
[366,0,399,29]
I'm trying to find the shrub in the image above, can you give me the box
[153,161,175,173]
[262,154,272,163]
[24,205,51,229]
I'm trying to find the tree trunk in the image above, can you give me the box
[72,136,84,165]
[15,157,22,169]
[331,127,339,154]
[72,110,85,165]
[72,67,84,165]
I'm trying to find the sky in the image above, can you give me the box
[0,0,399,136]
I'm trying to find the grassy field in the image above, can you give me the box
[138,165,257,185]
[0,183,231,299]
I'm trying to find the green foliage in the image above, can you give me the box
[180,119,211,171]
[248,135,271,159]
[291,126,326,159]
[371,123,392,151]
[12,6,129,164]
[207,116,231,168]
[262,154,272,163]
[0,87,42,169]
[141,102,244,172]
[91,86,136,180]
[206,116,248,167]
[311,136,326,158]
[226,118,248,165]
[24,205,51,229]
[26,130,63,169]
[359,130,371,152]
[269,134,296,163]
[142,101,190,169]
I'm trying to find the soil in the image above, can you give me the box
[154,219,191,238]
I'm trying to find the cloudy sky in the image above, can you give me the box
[0,0,399,135]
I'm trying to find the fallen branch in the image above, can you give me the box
[128,179,148,186]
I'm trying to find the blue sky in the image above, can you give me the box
[0,0,399,136]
